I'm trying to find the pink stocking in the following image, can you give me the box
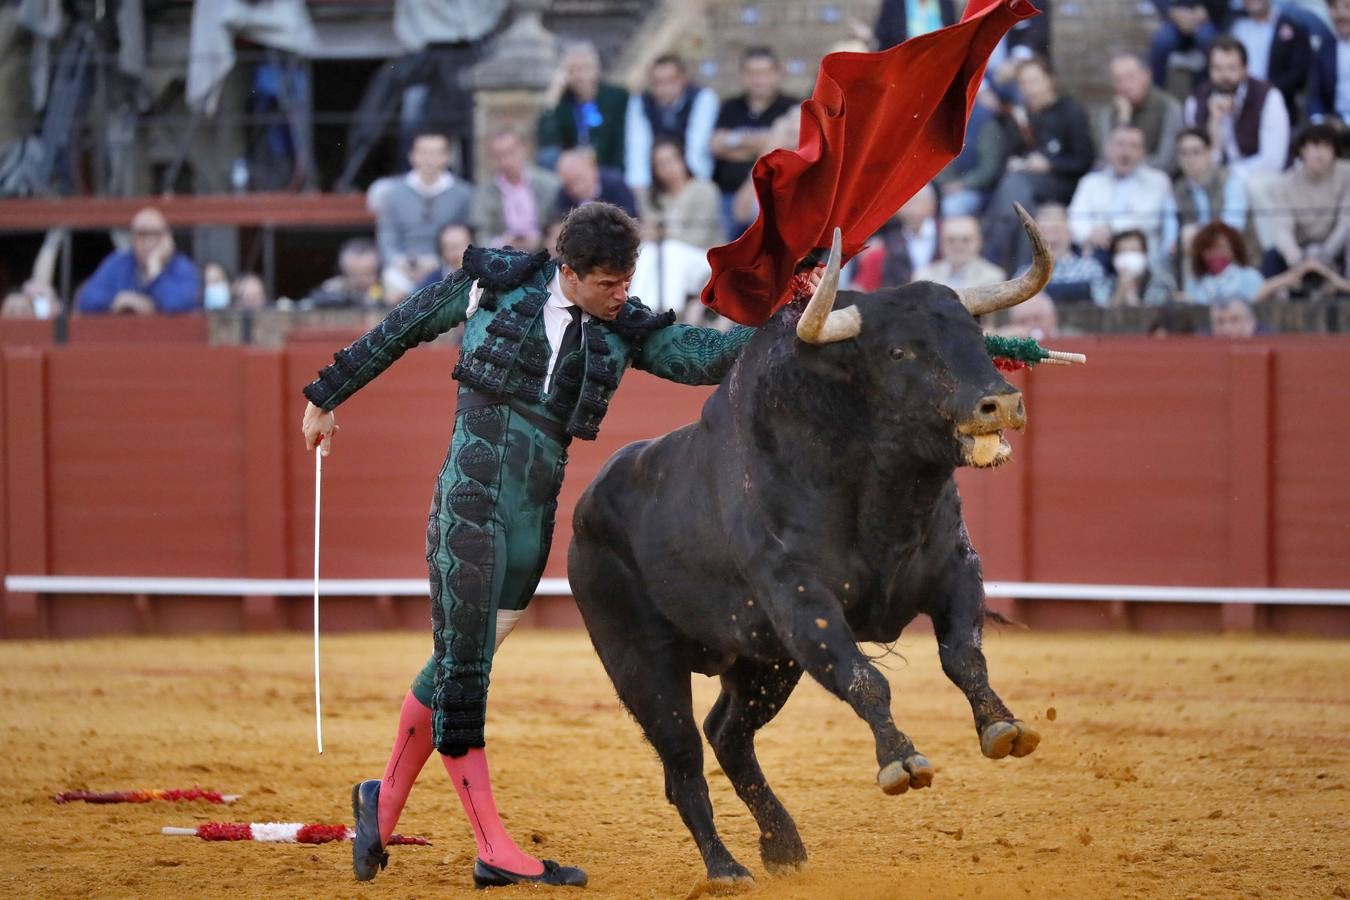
[377,692,435,845]
[442,747,544,875]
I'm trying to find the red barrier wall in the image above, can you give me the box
[3,336,1348,638]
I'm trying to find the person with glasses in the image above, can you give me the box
[75,207,201,314]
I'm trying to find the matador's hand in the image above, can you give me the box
[302,401,339,455]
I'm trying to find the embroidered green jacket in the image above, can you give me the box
[302,247,754,439]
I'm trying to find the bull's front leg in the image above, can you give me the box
[931,549,1040,760]
[753,565,934,796]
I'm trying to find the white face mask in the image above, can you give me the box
[1113,250,1148,277]
[203,282,231,310]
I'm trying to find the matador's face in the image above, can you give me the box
[560,264,634,321]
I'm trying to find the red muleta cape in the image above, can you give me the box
[702,0,1038,325]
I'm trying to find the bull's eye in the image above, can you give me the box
[889,347,908,360]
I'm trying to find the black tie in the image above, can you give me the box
[558,305,583,368]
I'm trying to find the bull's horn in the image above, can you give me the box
[796,228,861,345]
[957,203,1053,317]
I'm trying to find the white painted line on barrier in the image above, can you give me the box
[4,575,1350,605]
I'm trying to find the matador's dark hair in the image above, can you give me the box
[555,202,641,277]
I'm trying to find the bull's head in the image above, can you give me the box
[794,205,1051,470]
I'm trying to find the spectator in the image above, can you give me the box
[1161,128,1253,267]
[556,147,640,219]
[1098,229,1176,306]
[536,42,629,172]
[851,185,941,290]
[710,47,800,238]
[375,131,473,302]
[1187,221,1266,302]
[76,207,201,315]
[232,273,268,311]
[729,111,799,226]
[419,223,474,289]
[1037,202,1109,304]
[1265,123,1350,275]
[1229,0,1314,119]
[1068,124,1174,263]
[872,0,958,50]
[1095,54,1184,173]
[625,54,719,191]
[202,262,233,311]
[915,215,1008,290]
[935,86,1009,217]
[470,128,559,252]
[1147,1,1230,88]
[1308,0,1350,123]
[998,291,1060,339]
[638,139,723,251]
[982,56,1095,273]
[1183,37,1291,183]
[1209,295,1260,335]
[304,239,384,309]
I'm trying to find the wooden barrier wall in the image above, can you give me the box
[3,336,1348,638]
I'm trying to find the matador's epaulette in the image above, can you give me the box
[461,245,552,292]
[605,295,676,341]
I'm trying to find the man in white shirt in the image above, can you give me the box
[1183,36,1290,183]
[1068,124,1174,260]
[914,215,1008,290]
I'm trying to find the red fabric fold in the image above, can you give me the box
[702,0,1038,325]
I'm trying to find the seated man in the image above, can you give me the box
[304,239,384,309]
[376,131,473,302]
[996,291,1060,340]
[555,146,639,219]
[1210,295,1260,336]
[915,215,1008,290]
[1264,124,1350,276]
[624,54,719,191]
[471,128,559,251]
[1183,37,1290,183]
[1147,0,1230,88]
[76,207,200,315]
[1229,0,1314,120]
[1094,53,1183,173]
[1036,202,1108,304]
[1160,127,1252,268]
[850,184,941,291]
[536,42,629,172]
[1307,0,1350,124]
[1068,124,1173,264]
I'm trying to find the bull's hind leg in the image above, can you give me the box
[703,659,807,874]
[931,563,1040,760]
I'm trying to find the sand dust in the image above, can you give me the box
[2,629,1347,898]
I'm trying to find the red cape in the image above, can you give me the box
[702,0,1038,325]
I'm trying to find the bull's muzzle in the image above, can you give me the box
[957,391,1025,468]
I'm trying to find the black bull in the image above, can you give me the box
[569,213,1054,885]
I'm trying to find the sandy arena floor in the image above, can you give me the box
[1,628,1347,899]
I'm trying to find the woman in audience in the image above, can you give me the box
[1187,221,1263,303]
[1097,229,1176,306]
[639,138,723,251]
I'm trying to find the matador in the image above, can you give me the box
[300,203,756,888]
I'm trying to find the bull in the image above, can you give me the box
[568,207,1056,886]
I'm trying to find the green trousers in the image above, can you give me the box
[410,396,568,755]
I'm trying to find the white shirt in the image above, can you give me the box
[1067,164,1174,254]
[1336,37,1350,121]
[906,217,939,272]
[1231,14,1278,82]
[467,271,588,392]
[1183,83,1290,180]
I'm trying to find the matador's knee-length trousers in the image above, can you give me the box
[409,401,568,755]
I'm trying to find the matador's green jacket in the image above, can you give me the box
[303,246,753,755]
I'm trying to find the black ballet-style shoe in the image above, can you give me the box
[350,779,389,881]
[473,858,589,889]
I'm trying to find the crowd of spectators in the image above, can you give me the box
[7,0,1350,340]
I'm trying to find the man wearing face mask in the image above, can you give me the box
[76,208,202,315]
[299,202,763,889]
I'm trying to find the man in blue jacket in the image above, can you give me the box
[76,207,201,314]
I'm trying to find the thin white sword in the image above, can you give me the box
[313,445,324,755]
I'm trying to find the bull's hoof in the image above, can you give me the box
[760,831,807,875]
[878,754,935,795]
[980,720,1041,760]
[685,874,756,898]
